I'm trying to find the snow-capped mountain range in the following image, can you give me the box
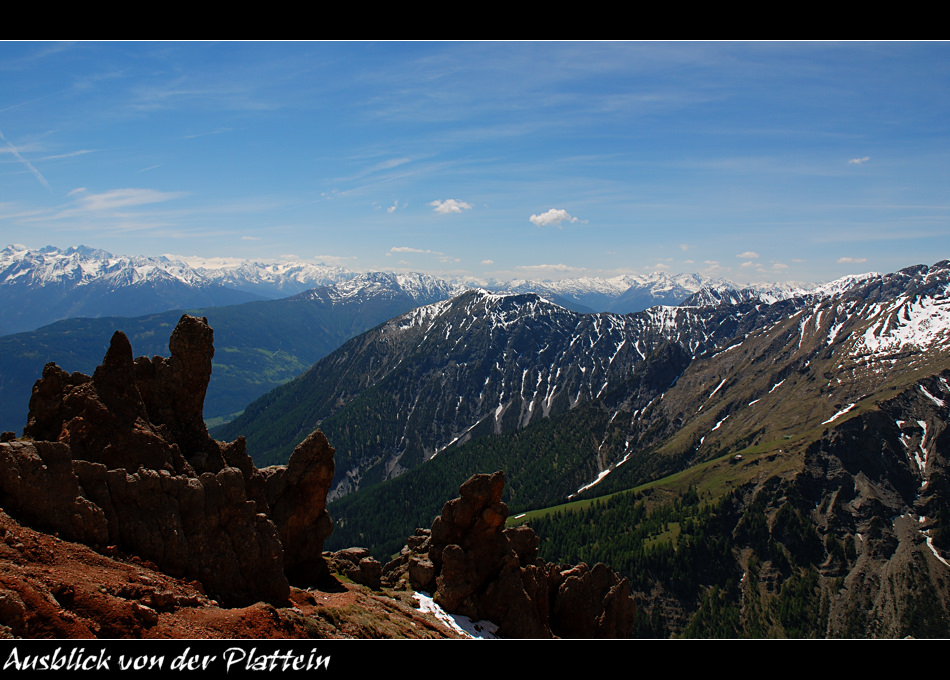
[1,245,353,294]
[221,259,949,497]
[1,244,833,335]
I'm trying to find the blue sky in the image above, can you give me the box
[1,41,947,284]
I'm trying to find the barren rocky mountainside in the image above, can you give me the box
[217,289,814,489]
[0,315,636,639]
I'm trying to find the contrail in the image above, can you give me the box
[0,127,52,191]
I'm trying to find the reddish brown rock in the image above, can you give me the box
[391,471,636,638]
[24,332,192,475]
[0,440,107,546]
[134,315,223,472]
[263,430,336,585]
[550,562,635,638]
[3,314,337,608]
[71,461,288,607]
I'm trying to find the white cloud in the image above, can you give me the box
[736,251,760,259]
[481,259,494,265]
[837,256,868,263]
[430,199,472,214]
[387,200,401,214]
[848,156,870,165]
[529,208,579,228]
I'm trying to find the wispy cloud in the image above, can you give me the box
[39,149,95,162]
[168,254,254,268]
[0,127,51,190]
[742,259,791,274]
[736,251,760,259]
[371,157,413,173]
[18,187,191,229]
[391,246,436,254]
[430,199,472,214]
[515,263,585,275]
[848,156,870,165]
[129,74,277,114]
[389,246,459,263]
[183,127,234,140]
[72,188,188,212]
[308,254,359,266]
[837,256,868,263]
[529,208,579,228]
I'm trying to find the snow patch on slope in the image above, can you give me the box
[822,403,857,425]
[851,286,950,359]
[414,592,499,638]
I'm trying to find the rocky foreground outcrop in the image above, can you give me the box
[383,471,636,638]
[0,315,334,607]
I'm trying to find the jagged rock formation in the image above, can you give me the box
[0,315,335,608]
[133,314,219,469]
[383,471,635,638]
[263,430,336,585]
